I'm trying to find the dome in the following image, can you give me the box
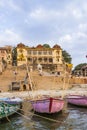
[17,43,25,48]
[36,44,43,48]
[53,44,61,49]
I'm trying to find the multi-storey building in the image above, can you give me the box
[0,46,12,72]
[17,43,27,66]
[17,43,65,74]
[0,46,12,63]
[5,46,12,64]
[27,44,63,70]
[0,47,7,62]
[73,65,87,76]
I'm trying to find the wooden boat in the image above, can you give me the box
[66,95,87,107]
[30,97,64,114]
[0,97,23,119]
[25,63,65,114]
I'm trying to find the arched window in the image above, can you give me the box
[44,58,47,62]
[49,58,53,62]
[38,58,42,62]
[28,58,32,62]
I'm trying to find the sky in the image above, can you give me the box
[0,0,87,68]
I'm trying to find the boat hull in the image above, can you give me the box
[0,102,20,119]
[66,95,87,107]
[0,97,23,119]
[30,98,64,114]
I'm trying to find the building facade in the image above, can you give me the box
[27,44,62,67]
[17,43,65,74]
[0,46,12,64]
[5,46,12,64]
[0,47,7,62]
[0,46,12,72]
[73,65,87,77]
[17,43,27,66]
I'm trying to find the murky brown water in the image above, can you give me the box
[0,101,87,130]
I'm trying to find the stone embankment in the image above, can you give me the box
[0,65,87,99]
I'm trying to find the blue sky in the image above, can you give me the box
[0,0,87,68]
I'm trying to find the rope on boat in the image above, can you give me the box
[19,104,67,124]
[24,110,66,123]
[3,104,11,122]
[1,101,32,121]
[1,101,67,124]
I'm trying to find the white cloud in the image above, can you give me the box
[78,23,87,31]
[72,9,83,19]
[0,0,4,7]
[59,34,72,43]
[72,31,87,43]
[0,0,21,11]
[65,1,86,20]
[76,32,87,38]
[30,8,61,19]
[0,29,22,46]
[25,8,63,26]
[82,2,87,13]
[8,1,21,11]
[0,0,87,67]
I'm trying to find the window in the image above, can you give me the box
[28,51,32,55]
[19,49,23,53]
[43,51,47,55]
[38,58,42,62]
[8,55,10,59]
[44,58,47,62]
[33,51,37,55]
[57,59,59,62]
[56,51,59,54]
[49,58,53,62]
[28,58,32,62]
[38,51,42,55]
[48,51,52,55]
[1,50,5,53]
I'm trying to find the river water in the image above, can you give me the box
[0,101,87,130]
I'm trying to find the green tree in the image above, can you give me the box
[12,47,17,66]
[2,58,7,68]
[43,44,51,48]
[62,50,72,63]
[74,63,87,70]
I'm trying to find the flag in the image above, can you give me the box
[66,63,73,68]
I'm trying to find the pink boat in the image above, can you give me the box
[30,97,64,114]
[66,95,87,107]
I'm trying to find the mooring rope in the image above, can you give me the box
[1,101,67,124]
[22,110,67,124]
[3,103,11,122]
[1,101,32,121]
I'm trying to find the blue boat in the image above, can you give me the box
[0,97,23,119]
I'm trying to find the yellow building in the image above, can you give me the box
[17,43,27,66]
[27,44,63,70]
[17,43,64,73]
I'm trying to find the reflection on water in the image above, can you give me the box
[31,111,68,130]
[0,101,87,130]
